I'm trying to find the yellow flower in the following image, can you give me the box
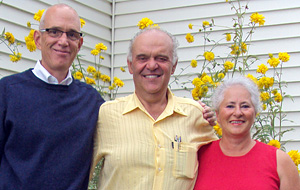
[267,57,280,68]
[109,84,116,90]
[191,87,200,100]
[268,53,274,58]
[74,71,83,80]
[203,51,215,61]
[192,77,204,87]
[188,23,193,29]
[230,44,240,55]
[93,71,101,80]
[137,17,154,29]
[224,61,234,72]
[95,43,107,51]
[27,29,35,41]
[91,49,99,56]
[202,75,213,84]
[27,21,31,28]
[9,52,22,62]
[241,42,247,53]
[250,12,265,26]
[225,33,231,41]
[262,104,267,110]
[278,52,290,62]
[151,24,160,29]
[267,139,281,149]
[120,67,126,72]
[87,66,96,73]
[100,56,104,60]
[288,150,300,166]
[191,59,197,68]
[272,89,278,95]
[258,76,274,89]
[218,73,225,79]
[213,122,222,136]
[34,9,45,22]
[114,77,124,87]
[257,64,268,74]
[274,92,282,103]
[4,32,15,45]
[260,92,270,102]
[185,33,194,43]
[25,40,36,52]
[101,74,111,82]
[202,86,209,93]
[202,21,210,27]
[80,18,86,28]
[85,77,96,85]
[191,85,208,100]
[246,73,258,84]
[25,30,36,52]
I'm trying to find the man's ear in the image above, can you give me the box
[127,59,133,74]
[77,37,83,52]
[34,30,42,50]
[171,60,178,74]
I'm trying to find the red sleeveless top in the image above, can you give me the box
[194,140,280,190]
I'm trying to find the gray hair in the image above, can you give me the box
[127,27,179,65]
[211,75,262,114]
[39,4,81,30]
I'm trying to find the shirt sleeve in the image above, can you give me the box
[89,103,104,181]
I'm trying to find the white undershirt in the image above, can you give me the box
[32,60,73,85]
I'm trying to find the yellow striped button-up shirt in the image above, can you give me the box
[91,89,218,190]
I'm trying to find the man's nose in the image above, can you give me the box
[58,33,69,46]
[146,58,158,70]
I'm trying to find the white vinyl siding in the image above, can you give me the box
[1,0,299,151]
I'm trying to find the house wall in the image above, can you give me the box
[1,0,299,151]
[113,0,300,151]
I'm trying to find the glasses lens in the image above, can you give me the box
[47,29,62,38]
[67,32,80,41]
[43,29,81,40]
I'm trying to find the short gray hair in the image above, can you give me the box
[127,27,179,65]
[211,75,262,113]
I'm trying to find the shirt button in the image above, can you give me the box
[158,144,161,148]
[158,168,162,171]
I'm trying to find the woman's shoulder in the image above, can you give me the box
[276,149,300,189]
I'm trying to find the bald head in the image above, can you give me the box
[39,4,81,31]
[127,28,179,65]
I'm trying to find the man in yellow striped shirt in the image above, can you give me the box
[91,28,218,190]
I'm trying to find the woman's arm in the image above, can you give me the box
[277,149,300,190]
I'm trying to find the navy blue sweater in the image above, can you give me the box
[0,69,105,190]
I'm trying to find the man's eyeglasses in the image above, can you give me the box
[40,28,82,41]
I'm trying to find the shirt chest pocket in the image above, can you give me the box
[172,142,198,179]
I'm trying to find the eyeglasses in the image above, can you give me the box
[40,28,82,41]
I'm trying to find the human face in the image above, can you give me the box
[127,30,177,97]
[34,5,83,79]
[216,85,256,138]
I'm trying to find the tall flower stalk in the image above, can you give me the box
[180,0,298,171]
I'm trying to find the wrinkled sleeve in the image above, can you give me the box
[89,105,103,181]
[194,104,219,148]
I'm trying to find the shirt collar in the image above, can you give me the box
[122,88,187,120]
[32,60,73,85]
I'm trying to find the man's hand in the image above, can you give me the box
[198,101,216,126]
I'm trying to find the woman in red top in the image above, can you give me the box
[194,75,300,190]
